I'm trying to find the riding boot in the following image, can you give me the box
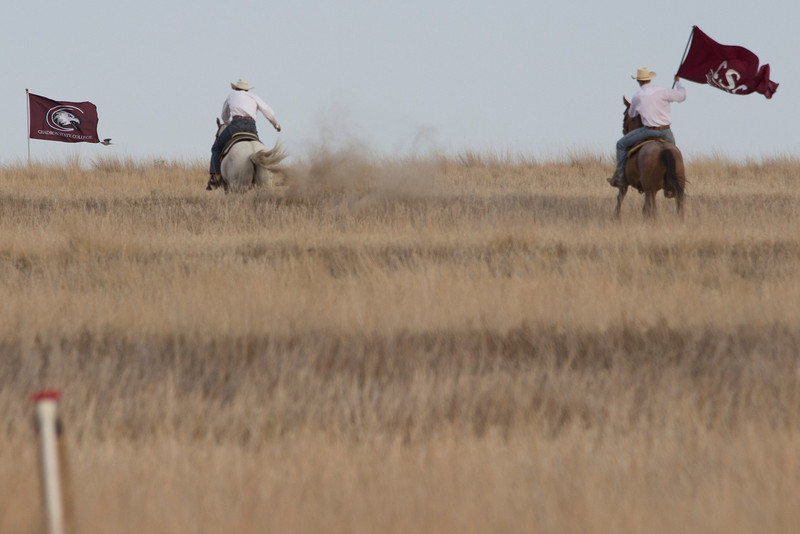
[607,171,626,188]
[206,173,221,191]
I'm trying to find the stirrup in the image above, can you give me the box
[206,174,221,190]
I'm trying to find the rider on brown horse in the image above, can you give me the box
[608,68,686,188]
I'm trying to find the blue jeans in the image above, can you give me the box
[615,127,675,178]
[209,118,259,174]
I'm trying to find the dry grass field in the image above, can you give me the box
[1,149,799,533]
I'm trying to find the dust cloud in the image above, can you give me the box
[283,132,441,209]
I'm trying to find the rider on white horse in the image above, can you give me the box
[208,79,282,190]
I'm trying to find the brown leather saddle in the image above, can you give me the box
[220,132,260,161]
[626,137,667,160]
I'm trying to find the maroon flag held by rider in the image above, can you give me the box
[28,92,101,143]
[676,26,778,99]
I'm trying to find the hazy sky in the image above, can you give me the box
[2,0,797,164]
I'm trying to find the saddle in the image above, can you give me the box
[220,132,260,161]
[626,137,667,160]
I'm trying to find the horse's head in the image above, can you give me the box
[215,118,227,138]
[622,97,642,135]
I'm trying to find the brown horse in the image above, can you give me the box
[615,97,686,219]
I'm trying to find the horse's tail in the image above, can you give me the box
[250,142,287,172]
[661,148,683,198]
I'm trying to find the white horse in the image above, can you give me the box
[213,119,287,193]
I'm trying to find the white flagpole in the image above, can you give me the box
[33,390,66,534]
[26,88,31,164]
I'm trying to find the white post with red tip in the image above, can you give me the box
[33,390,65,534]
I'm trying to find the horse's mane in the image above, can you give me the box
[622,97,643,134]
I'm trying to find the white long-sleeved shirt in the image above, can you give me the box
[629,81,686,127]
[221,90,278,127]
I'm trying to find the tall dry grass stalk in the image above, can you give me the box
[1,151,799,533]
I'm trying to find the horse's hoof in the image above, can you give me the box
[664,190,675,199]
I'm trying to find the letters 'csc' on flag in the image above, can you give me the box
[676,26,778,99]
[28,92,101,143]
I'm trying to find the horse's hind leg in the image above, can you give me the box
[614,185,628,220]
[643,191,656,218]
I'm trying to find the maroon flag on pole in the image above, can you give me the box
[28,92,101,143]
[676,26,778,99]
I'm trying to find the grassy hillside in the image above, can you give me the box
[1,151,799,533]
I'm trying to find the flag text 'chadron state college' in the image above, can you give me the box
[28,93,101,143]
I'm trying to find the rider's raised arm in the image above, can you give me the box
[251,94,279,130]
[667,80,687,103]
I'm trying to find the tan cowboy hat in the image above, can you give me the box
[632,68,656,82]
[231,78,253,91]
